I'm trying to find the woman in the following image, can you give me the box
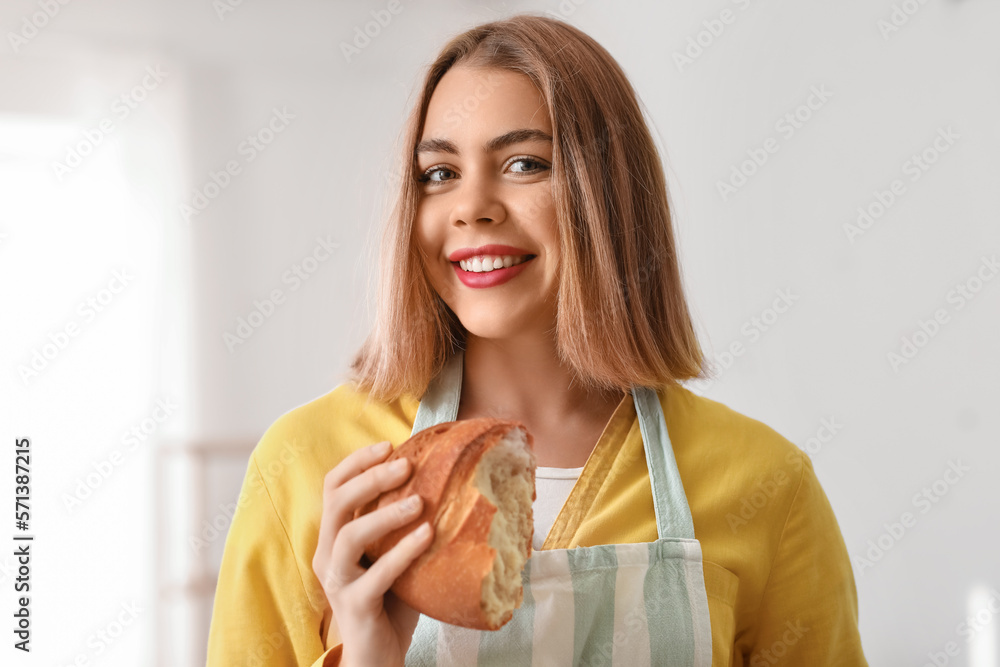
[206,14,868,666]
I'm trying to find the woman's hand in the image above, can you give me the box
[312,440,435,667]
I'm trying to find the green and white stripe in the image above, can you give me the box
[404,351,713,666]
[407,537,710,666]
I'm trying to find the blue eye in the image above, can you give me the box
[416,157,550,186]
[417,166,456,183]
[508,157,548,174]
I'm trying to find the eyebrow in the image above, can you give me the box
[414,128,553,158]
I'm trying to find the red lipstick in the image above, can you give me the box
[447,244,536,289]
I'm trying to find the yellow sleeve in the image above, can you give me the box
[206,453,343,667]
[746,451,868,666]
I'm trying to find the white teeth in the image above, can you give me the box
[458,254,530,273]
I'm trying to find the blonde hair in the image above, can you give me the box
[349,13,706,403]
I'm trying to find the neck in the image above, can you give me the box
[458,331,623,426]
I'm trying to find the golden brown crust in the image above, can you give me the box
[353,418,534,630]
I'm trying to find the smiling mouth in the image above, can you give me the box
[453,254,536,273]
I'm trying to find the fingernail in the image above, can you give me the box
[389,458,408,473]
[416,522,431,537]
[401,495,421,512]
[374,441,392,455]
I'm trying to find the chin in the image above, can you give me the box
[456,312,525,341]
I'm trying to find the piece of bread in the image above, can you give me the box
[354,418,536,631]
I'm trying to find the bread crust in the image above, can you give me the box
[354,418,535,630]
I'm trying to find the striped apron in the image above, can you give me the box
[404,350,713,666]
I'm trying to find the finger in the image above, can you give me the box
[354,521,434,604]
[325,456,413,539]
[317,492,418,596]
[325,440,393,490]
[316,549,363,596]
[316,456,413,582]
[315,441,394,566]
[335,494,424,569]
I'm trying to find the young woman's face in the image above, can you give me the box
[414,65,559,341]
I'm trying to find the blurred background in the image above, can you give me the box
[1,0,997,664]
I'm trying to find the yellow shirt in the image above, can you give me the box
[206,381,869,666]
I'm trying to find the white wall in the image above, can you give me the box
[2,0,997,664]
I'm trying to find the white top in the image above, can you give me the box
[532,465,584,551]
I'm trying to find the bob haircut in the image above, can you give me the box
[349,13,706,403]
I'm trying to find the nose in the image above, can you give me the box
[450,169,506,227]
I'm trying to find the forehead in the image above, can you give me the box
[421,66,552,139]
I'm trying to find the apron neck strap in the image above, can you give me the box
[411,350,696,540]
[410,350,464,435]
[631,385,696,540]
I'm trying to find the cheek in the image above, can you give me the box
[412,217,454,297]
[515,186,555,222]
[413,210,430,245]
[413,217,440,263]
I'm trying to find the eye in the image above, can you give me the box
[417,165,456,184]
[416,156,550,186]
[507,157,549,174]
